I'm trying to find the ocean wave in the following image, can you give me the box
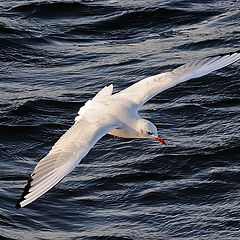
[94,7,218,30]
[11,2,120,18]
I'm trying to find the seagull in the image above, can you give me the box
[16,52,240,209]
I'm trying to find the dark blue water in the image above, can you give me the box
[1,1,240,239]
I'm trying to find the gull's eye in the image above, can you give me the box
[147,131,153,135]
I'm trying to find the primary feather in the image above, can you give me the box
[16,109,119,208]
[119,53,240,107]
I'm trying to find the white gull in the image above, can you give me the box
[16,52,240,208]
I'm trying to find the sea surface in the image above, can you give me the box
[0,0,240,239]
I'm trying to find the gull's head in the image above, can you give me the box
[138,119,166,145]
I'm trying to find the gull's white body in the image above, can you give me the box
[16,53,240,208]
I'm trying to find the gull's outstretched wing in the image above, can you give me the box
[119,53,240,108]
[16,110,119,209]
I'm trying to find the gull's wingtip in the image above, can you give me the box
[15,174,33,209]
[15,201,21,209]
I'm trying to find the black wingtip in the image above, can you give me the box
[15,174,34,209]
[15,201,21,209]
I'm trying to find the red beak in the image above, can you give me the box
[155,137,166,145]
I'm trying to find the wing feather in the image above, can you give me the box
[16,113,119,208]
[119,53,240,107]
